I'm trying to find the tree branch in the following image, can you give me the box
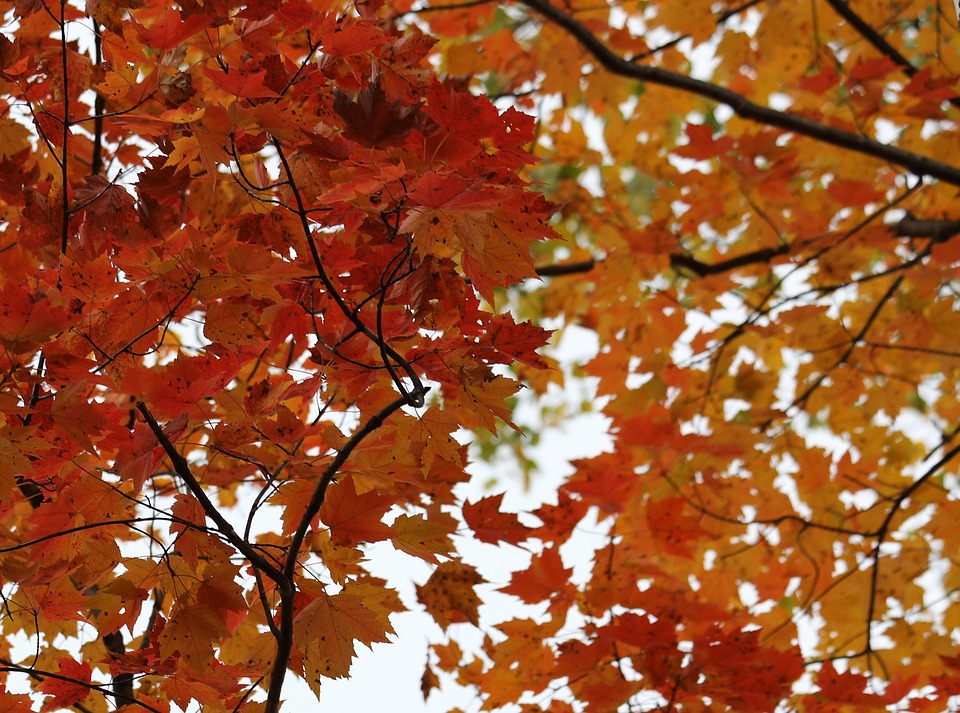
[670,245,790,276]
[273,139,428,408]
[892,216,960,240]
[135,402,286,584]
[514,0,960,185]
[534,215,960,279]
[263,394,412,713]
[535,259,596,276]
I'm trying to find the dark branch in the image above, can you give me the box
[515,0,960,185]
[273,139,428,408]
[892,216,960,240]
[264,395,412,713]
[670,245,789,276]
[135,402,286,584]
[102,631,134,705]
[407,0,495,12]
[533,214,960,280]
[535,259,596,276]
[823,0,960,110]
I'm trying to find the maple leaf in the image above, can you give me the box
[203,65,280,99]
[158,604,231,670]
[293,582,401,681]
[390,511,456,563]
[500,548,573,606]
[113,413,188,491]
[319,479,394,548]
[693,626,804,711]
[0,283,73,354]
[674,123,735,160]
[600,612,677,652]
[420,662,439,701]
[646,497,710,558]
[130,353,246,419]
[401,173,554,303]
[88,0,145,33]
[441,356,521,432]
[0,424,53,498]
[416,561,483,630]
[38,658,91,711]
[333,75,418,147]
[413,406,467,470]
[0,686,33,712]
[333,84,417,146]
[810,662,880,707]
[462,493,532,546]
[133,9,214,49]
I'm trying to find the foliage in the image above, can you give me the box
[2,0,960,710]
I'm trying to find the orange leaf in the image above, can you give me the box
[157,605,230,670]
[390,512,456,563]
[319,480,393,547]
[416,561,483,630]
[293,582,401,681]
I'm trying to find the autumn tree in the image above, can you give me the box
[3,0,960,710]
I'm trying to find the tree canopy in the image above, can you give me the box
[2,0,960,710]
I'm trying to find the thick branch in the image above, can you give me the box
[102,631,133,705]
[892,216,960,240]
[535,214,960,279]
[535,259,596,276]
[670,245,790,276]
[263,395,411,713]
[515,0,960,185]
[135,402,286,584]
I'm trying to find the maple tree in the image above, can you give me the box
[3,0,960,709]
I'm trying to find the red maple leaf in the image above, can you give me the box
[38,658,92,711]
[462,493,532,546]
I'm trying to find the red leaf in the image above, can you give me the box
[39,658,91,711]
[828,179,883,206]
[674,123,735,160]
[462,493,532,546]
[114,413,188,491]
[130,353,246,419]
[847,55,900,81]
[202,65,280,99]
[799,63,840,93]
[601,612,677,650]
[318,12,385,56]
[484,315,553,369]
[332,76,418,147]
[500,548,573,604]
[134,10,214,49]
